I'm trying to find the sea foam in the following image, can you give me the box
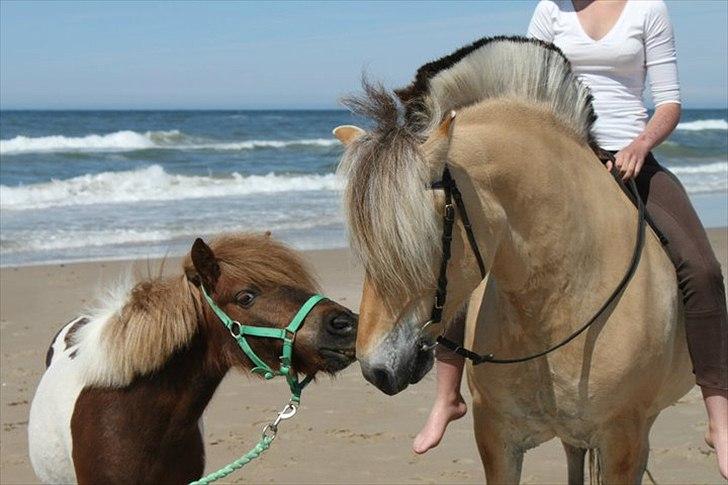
[0,130,339,155]
[0,165,343,210]
[676,119,728,131]
[669,162,728,175]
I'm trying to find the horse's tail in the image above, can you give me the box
[588,448,602,485]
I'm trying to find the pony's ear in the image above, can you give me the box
[188,238,221,292]
[333,125,365,145]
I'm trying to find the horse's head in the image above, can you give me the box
[334,94,484,395]
[185,234,358,377]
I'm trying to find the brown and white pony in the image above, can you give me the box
[335,37,692,483]
[28,233,357,484]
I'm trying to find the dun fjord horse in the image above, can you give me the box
[28,233,357,484]
[335,36,692,483]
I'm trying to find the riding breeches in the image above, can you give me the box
[439,153,728,390]
[633,153,727,390]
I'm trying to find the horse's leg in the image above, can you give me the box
[562,441,586,485]
[597,415,651,484]
[472,405,524,484]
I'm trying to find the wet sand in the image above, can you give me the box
[1,228,726,483]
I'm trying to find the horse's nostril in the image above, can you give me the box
[372,368,390,389]
[370,367,398,395]
[327,312,356,335]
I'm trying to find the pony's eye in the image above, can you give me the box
[235,291,256,308]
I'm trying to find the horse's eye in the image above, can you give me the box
[235,291,256,308]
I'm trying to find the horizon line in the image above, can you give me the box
[2,106,727,112]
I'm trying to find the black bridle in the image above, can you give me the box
[428,165,647,365]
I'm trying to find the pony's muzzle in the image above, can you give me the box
[325,311,357,337]
[317,309,357,373]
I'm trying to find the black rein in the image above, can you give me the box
[430,165,647,365]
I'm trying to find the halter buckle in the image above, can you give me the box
[444,204,455,221]
[229,321,242,338]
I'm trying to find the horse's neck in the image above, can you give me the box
[136,326,229,428]
[456,102,637,325]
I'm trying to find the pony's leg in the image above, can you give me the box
[472,406,524,484]
[561,441,586,485]
[597,416,652,484]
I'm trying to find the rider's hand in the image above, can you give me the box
[613,140,651,180]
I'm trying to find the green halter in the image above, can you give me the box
[200,286,325,403]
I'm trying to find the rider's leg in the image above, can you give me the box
[635,154,728,478]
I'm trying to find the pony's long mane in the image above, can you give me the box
[77,233,318,387]
[338,36,598,302]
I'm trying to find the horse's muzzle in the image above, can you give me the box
[360,341,434,395]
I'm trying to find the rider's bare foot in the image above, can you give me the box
[702,386,728,479]
[412,393,467,454]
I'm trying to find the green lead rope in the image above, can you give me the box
[189,435,274,485]
[191,287,326,484]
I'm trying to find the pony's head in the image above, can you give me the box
[185,234,358,377]
[334,82,483,395]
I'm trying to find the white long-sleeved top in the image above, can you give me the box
[527,0,680,150]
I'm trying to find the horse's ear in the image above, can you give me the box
[333,125,365,145]
[438,110,457,136]
[188,238,221,292]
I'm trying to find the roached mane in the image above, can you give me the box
[396,35,598,146]
[337,36,599,303]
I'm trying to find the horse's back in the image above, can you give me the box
[29,316,89,484]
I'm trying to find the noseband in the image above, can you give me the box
[201,286,326,402]
[428,164,647,365]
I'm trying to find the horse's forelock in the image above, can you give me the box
[339,82,442,306]
[342,78,400,136]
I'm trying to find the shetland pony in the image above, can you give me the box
[29,233,357,484]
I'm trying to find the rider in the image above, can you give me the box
[413,1,728,479]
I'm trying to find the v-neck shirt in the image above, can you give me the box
[528,0,681,150]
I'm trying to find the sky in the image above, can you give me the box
[1,0,726,109]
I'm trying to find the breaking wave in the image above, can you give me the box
[675,119,727,131]
[0,130,339,155]
[0,165,342,210]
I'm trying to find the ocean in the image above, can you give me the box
[1,109,726,267]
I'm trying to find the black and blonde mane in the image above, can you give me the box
[338,36,600,302]
[397,35,597,144]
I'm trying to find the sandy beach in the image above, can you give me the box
[1,228,726,484]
